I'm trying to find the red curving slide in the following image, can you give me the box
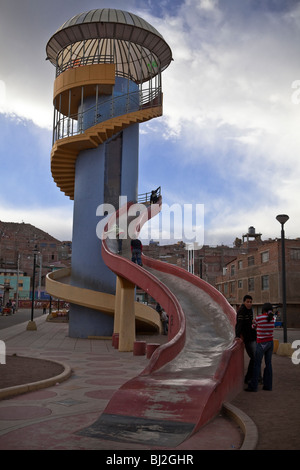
[79,198,244,447]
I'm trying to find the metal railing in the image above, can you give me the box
[56,54,114,77]
[138,187,161,204]
[53,86,162,143]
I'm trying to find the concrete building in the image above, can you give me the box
[0,270,31,300]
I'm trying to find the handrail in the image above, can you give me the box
[53,86,162,143]
[56,54,114,77]
[137,186,161,204]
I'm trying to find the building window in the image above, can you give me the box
[248,277,254,291]
[248,256,255,266]
[261,251,269,263]
[290,248,300,260]
[230,281,235,294]
[238,279,243,289]
[230,264,235,275]
[224,283,228,294]
[261,275,269,290]
[238,260,243,269]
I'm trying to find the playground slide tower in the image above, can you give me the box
[46,9,172,338]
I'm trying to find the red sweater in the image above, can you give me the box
[253,313,275,343]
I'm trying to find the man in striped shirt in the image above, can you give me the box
[246,302,275,392]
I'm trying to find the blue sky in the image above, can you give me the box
[0,0,300,245]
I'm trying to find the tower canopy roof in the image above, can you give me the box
[46,9,173,82]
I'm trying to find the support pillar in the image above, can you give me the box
[115,276,136,351]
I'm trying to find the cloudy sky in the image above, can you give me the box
[0,0,299,246]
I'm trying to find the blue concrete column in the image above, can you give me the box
[68,78,140,338]
[69,144,115,338]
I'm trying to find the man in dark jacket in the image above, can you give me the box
[235,294,257,384]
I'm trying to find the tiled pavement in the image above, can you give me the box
[0,315,245,451]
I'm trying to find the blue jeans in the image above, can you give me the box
[249,341,273,391]
[162,320,168,335]
[131,249,142,266]
[244,340,257,383]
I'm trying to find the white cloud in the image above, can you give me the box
[146,2,298,150]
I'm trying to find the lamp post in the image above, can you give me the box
[26,246,39,331]
[276,214,289,343]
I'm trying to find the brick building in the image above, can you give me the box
[139,240,242,304]
[215,237,300,327]
[143,241,240,286]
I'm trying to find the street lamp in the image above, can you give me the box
[26,246,39,331]
[276,214,289,343]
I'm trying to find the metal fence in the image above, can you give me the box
[137,186,161,204]
[53,86,162,143]
[56,55,114,77]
